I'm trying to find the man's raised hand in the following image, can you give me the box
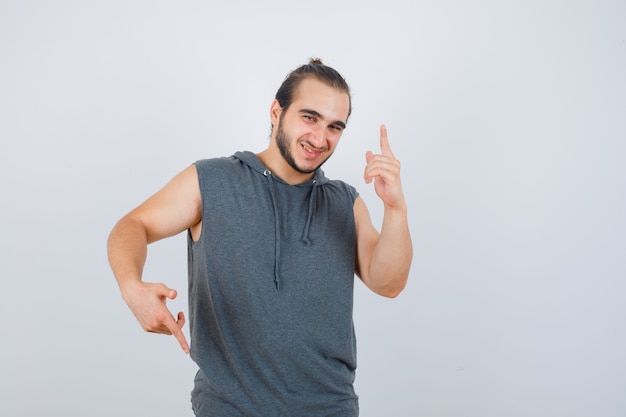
[364,125,406,209]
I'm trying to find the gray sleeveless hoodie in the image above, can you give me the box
[188,151,359,416]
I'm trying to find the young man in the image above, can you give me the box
[108,58,412,416]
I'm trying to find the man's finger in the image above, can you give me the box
[379,124,395,158]
[164,312,190,354]
[176,311,186,328]
[165,286,178,300]
[154,282,178,301]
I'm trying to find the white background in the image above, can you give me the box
[1,1,625,416]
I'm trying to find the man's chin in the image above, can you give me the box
[293,165,317,175]
[294,159,327,175]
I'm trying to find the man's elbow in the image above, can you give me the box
[371,278,408,298]
[383,284,406,298]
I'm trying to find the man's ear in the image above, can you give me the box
[270,99,282,127]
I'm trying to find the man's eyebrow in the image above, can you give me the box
[299,108,347,130]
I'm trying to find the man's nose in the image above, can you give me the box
[308,124,327,147]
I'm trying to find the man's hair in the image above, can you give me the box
[274,58,352,120]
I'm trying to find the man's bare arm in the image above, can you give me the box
[355,125,413,297]
[107,164,202,353]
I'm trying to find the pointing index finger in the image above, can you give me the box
[164,312,190,354]
[380,124,395,158]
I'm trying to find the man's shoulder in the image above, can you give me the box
[320,177,360,203]
[194,152,262,194]
[194,152,250,176]
[194,154,239,168]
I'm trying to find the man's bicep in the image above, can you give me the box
[131,164,202,243]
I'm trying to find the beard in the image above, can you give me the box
[275,120,331,175]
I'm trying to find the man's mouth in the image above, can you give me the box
[301,143,324,158]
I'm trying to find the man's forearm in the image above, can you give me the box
[107,216,149,293]
[367,205,412,297]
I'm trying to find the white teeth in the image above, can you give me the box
[302,143,324,155]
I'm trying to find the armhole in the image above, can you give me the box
[189,161,203,243]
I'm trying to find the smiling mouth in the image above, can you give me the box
[301,142,324,158]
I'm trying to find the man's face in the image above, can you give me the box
[273,78,350,175]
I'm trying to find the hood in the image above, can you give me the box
[232,150,329,185]
[232,151,326,289]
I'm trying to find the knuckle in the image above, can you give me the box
[147,319,161,330]
[142,322,157,332]
[153,312,167,323]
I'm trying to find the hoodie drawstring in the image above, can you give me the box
[263,168,320,289]
[301,178,318,246]
[264,169,282,289]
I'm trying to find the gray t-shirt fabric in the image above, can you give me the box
[188,151,360,416]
